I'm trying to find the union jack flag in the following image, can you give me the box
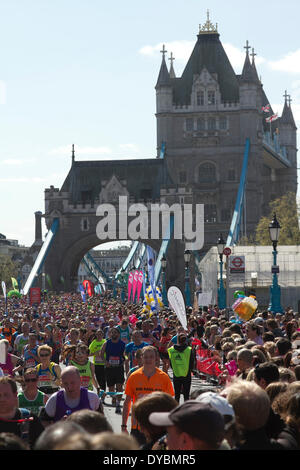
[262,104,270,112]
[266,113,279,123]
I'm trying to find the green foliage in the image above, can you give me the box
[255,192,300,245]
[0,255,18,286]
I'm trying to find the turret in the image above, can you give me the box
[239,42,261,109]
[155,44,173,113]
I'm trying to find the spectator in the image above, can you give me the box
[149,401,225,450]
[236,349,253,379]
[195,391,237,449]
[225,379,283,449]
[34,421,86,450]
[0,376,44,449]
[66,409,113,434]
[266,381,288,405]
[276,392,300,449]
[254,362,280,389]
[91,432,139,450]
[132,391,178,450]
[0,432,29,450]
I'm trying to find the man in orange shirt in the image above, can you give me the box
[121,345,174,445]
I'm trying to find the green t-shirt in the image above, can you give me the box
[18,390,45,415]
[89,339,106,365]
[71,359,93,390]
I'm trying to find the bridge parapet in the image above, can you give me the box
[263,131,290,167]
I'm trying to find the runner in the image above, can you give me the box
[121,345,174,445]
[36,345,61,395]
[99,327,125,414]
[18,368,48,414]
[89,329,107,393]
[124,330,148,374]
[71,343,100,392]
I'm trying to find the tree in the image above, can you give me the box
[0,255,18,287]
[255,192,300,245]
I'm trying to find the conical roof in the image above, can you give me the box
[155,56,171,88]
[241,52,259,83]
[280,100,297,128]
[172,32,239,105]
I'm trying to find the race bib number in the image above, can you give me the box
[80,375,90,388]
[108,356,120,366]
[25,358,36,368]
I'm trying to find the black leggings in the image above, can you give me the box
[95,364,106,391]
[173,375,191,403]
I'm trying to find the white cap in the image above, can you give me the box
[195,392,235,418]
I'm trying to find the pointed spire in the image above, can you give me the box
[168,52,176,79]
[155,44,171,88]
[72,144,75,164]
[250,47,260,83]
[281,91,296,128]
[241,40,259,82]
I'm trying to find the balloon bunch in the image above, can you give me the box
[142,285,164,313]
[232,290,258,321]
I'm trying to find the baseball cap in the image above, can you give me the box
[254,317,264,325]
[149,400,225,443]
[195,392,235,430]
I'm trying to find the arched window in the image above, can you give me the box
[198,162,216,183]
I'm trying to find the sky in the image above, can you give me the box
[0,0,299,247]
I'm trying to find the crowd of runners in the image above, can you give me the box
[0,290,300,450]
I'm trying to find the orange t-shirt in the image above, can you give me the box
[125,367,175,429]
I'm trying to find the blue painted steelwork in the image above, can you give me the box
[154,214,174,285]
[160,141,166,159]
[84,251,110,282]
[263,132,290,167]
[226,138,251,246]
[82,255,106,292]
[116,241,140,278]
[23,218,59,295]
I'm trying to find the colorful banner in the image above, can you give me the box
[79,284,87,302]
[136,270,144,303]
[83,280,94,297]
[127,272,134,302]
[131,270,139,304]
[147,246,158,311]
[30,287,41,305]
[1,281,6,299]
[167,286,187,330]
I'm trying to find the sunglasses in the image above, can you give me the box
[25,378,38,383]
[39,353,50,357]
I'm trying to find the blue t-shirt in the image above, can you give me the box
[105,339,125,366]
[125,341,148,368]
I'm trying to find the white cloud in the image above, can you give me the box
[139,40,194,63]
[139,40,265,75]
[118,143,139,153]
[268,49,300,74]
[0,80,7,104]
[49,144,113,157]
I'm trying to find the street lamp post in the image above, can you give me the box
[217,234,226,309]
[184,249,192,307]
[120,268,126,302]
[161,255,168,306]
[268,213,283,314]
